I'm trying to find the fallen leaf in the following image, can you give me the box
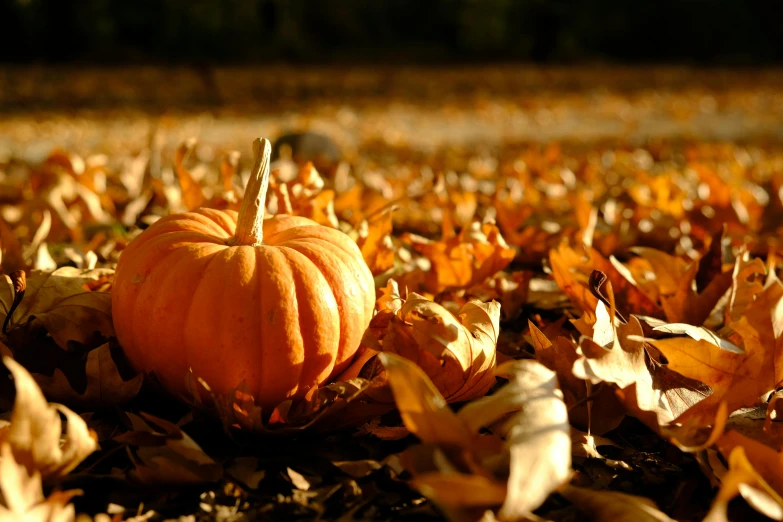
[365,282,499,404]
[173,138,205,211]
[357,205,397,276]
[33,343,143,408]
[646,275,783,424]
[0,443,82,522]
[381,352,571,520]
[114,412,222,485]
[0,357,98,480]
[1,267,114,351]
[560,485,676,521]
[404,219,515,293]
[704,444,783,522]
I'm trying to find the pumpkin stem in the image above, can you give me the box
[230,138,272,246]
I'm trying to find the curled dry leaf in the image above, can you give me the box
[356,205,396,276]
[560,485,676,522]
[380,352,571,520]
[113,412,222,485]
[572,300,709,432]
[0,443,81,522]
[549,242,662,320]
[186,370,392,436]
[530,321,626,435]
[704,443,783,522]
[403,219,515,294]
[1,267,114,351]
[33,343,143,408]
[360,279,499,404]
[0,357,98,481]
[173,138,205,211]
[645,274,783,425]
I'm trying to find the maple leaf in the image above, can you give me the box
[114,412,222,485]
[645,275,783,424]
[1,267,114,351]
[359,279,499,404]
[403,219,515,293]
[0,357,98,481]
[380,352,571,520]
[33,343,143,408]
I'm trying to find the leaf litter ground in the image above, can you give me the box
[1,66,783,521]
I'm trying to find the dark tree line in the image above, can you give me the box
[2,0,782,65]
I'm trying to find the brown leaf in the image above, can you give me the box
[560,485,676,521]
[367,282,499,404]
[704,442,783,522]
[647,276,783,424]
[404,219,515,293]
[173,138,205,211]
[115,412,222,485]
[357,205,397,276]
[573,301,709,431]
[381,352,571,520]
[1,267,114,351]
[0,216,26,275]
[0,357,98,481]
[33,343,143,408]
[530,321,625,435]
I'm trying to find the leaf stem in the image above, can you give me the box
[2,270,26,334]
[229,138,272,246]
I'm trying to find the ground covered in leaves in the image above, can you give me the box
[2,67,783,521]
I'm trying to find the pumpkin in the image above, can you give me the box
[111,138,376,410]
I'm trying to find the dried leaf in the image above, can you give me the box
[114,412,222,485]
[33,343,143,408]
[357,205,396,275]
[0,443,81,522]
[647,277,783,424]
[561,485,676,521]
[0,357,98,480]
[368,284,499,404]
[405,220,515,293]
[173,138,205,211]
[0,267,114,351]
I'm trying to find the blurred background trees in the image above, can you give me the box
[2,0,782,65]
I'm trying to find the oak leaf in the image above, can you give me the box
[114,412,222,485]
[362,279,499,404]
[404,219,515,293]
[704,441,783,522]
[646,275,783,424]
[1,267,114,351]
[356,205,396,276]
[380,352,571,520]
[33,343,143,408]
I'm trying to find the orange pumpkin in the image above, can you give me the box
[111,138,375,410]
